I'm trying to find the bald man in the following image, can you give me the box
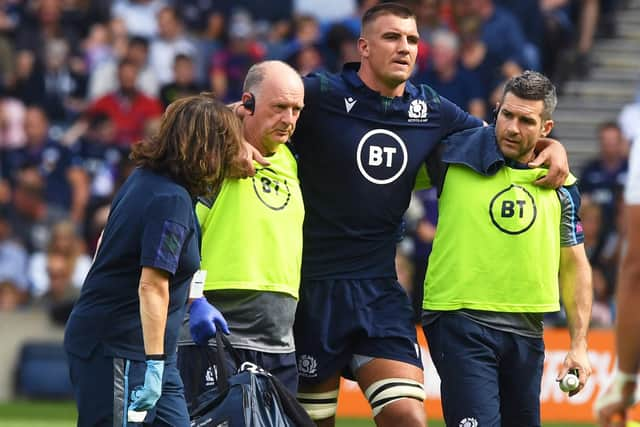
[177,61,306,409]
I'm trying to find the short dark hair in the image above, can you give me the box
[129,35,149,50]
[501,71,557,120]
[361,2,416,32]
[130,93,243,198]
[597,121,620,134]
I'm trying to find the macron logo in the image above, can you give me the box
[344,97,357,113]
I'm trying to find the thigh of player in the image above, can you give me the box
[294,278,359,387]
[423,313,502,427]
[350,279,425,426]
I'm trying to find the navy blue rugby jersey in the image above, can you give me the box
[292,63,483,280]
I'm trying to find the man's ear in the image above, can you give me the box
[541,119,554,137]
[358,37,369,58]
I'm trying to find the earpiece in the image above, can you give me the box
[242,93,255,115]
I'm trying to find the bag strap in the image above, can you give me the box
[267,374,315,427]
[212,333,245,392]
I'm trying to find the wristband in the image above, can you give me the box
[189,269,206,299]
[145,354,165,361]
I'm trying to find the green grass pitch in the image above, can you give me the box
[0,400,597,426]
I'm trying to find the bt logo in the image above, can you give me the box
[489,185,537,234]
[356,129,408,185]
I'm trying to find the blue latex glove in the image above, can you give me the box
[129,359,164,411]
[189,297,230,345]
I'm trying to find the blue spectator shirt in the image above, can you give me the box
[64,168,200,361]
[413,67,485,112]
[6,139,77,210]
[292,63,482,280]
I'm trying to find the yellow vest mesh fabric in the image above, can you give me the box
[423,165,571,313]
[197,146,304,298]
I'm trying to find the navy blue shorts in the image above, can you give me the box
[67,344,189,427]
[177,344,298,413]
[294,278,422,385]
[422,313,544,427]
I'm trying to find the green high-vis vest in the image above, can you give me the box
[197,145,304,299]
[423,164,576,313]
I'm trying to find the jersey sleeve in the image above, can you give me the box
[625,138,640,205]
[438,95,484,138]
[140,193,192,275]
[557,185,584,247]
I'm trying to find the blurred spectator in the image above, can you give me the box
[572,0,600,78]
[0,34,14,90]
[403,0,449,73]
[323,23,359,72]
[149,6,197,85]
[0,207,29,291]
[13,0,81,68]
[413,29,485,118]
[5,106,89,223]
[287,43,325,76]
[294,0,356,22]
[338,0,379,37]
[494,0,544,55]
[462,0,537,70]
[277,14,320,60]
[40,38,88,123]
[9,49,45,105]
[159,54,204,107]
[618,88,640,143]
[88,36,159,101]
[540,0,575,83]
[457,15,520,113]
[591,263,613,327]
[539,0,600,79]
[5,166,67,253]
[107,17,131,62]
[209,9,265,102]
[82,23,113,74]
[84,58,163,147]
[0,96,26,149]
[580,198,603,262]
[580,121,628,221]
[27,220,91,299]
[70,112,124,226]
[176,0,222,34]
[415,0,450,42]
[194,11,226,84]
[111,0,166,39]
[0,281,27,310]
[37,251,80,324]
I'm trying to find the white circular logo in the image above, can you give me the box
[356,129,408,185]
[459,417,478,427]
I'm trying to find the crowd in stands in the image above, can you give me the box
[0,0,632,330]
